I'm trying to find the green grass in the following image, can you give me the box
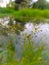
[1,35,49,65]
[14,8,49,23]
[0,8,14,17]
[0,8,49,22]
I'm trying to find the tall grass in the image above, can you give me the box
[1,8,49,23]
[0,8,14,17]
[0,34,49,65]
[14,8,49,23]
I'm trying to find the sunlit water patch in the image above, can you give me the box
[21,23,49,48]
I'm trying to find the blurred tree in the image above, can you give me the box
[15,0,32,9]
[45,2,49,9]
[15,0,24,4]
[7,1,17,10]
[33,0,46,9]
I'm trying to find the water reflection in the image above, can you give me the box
[0,20,49,61]
[21,23,49,48]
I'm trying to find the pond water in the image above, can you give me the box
[21,23,49,47]
[20,22,49,61]
[0,18,49,62]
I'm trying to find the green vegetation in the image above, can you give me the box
[0,8,14,17]
[0,8,49,21]
[0,8,49,18]
[14,8,49,22]
[1,35,48,65]
[0,0,49,65]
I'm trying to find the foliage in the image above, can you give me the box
[0,7,14,17]
[1,8,49,23]
[19,35,45,65]
[32,0,49,9]
[15,0,32,9]
[0,8,14,14]
[14,8,49,23]
[7,1,17,10]
[0,34,49,65]
[0,0,49,65]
